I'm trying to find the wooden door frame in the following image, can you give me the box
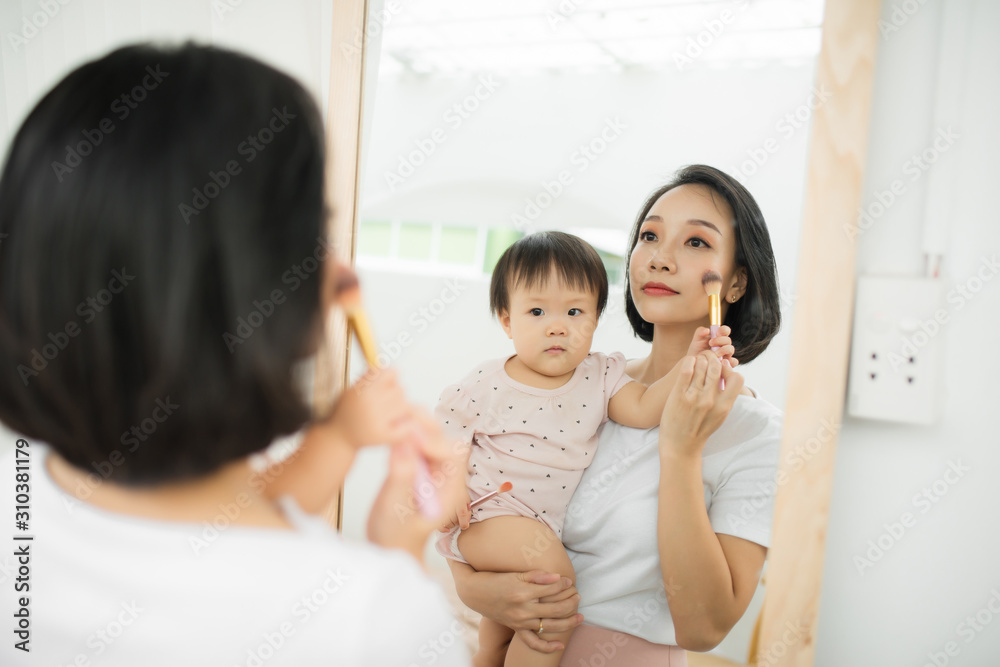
[316,0,372,528]
[757,2,882,665]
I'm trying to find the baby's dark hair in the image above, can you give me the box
[0,42,327,484]
[489,231,608,318]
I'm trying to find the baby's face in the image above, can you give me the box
[499,269,599,382]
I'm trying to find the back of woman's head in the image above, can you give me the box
[0,42,328,484]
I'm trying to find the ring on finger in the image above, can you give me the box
[537,619,544,634]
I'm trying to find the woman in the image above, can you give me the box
[449,165,783,666]
[0,43,469,665]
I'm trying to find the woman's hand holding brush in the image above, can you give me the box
[367,409,469,565]
[335,264,443,521]
[262,367,417,514]
[321,367,416,450]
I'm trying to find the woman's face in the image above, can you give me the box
[628,184,746,328]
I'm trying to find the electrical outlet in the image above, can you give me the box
[846,275,946,425]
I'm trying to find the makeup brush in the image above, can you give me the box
[702,270,727,391]
[469,481,514,509]
[336,268,381,369]
[336,268,441,519]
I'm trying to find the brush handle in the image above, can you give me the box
[345,298,441,520]
[413,454,441,519]
[469,489,500,509]
[709,324,726,391]
[347,310,380,368]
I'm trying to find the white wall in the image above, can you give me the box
[815,1,1000,665]
[348,61,823,422]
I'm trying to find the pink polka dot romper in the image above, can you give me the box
[434,352,630,562]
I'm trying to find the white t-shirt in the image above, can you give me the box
[0,443,470,667]
[562,389,783,645]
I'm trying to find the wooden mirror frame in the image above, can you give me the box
[318,2,883,665]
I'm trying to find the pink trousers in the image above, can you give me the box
[559,623,687,666]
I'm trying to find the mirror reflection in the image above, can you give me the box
[344,1,825,662]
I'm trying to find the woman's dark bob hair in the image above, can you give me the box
[490,231,609,319]
[624,165,781,365]
[0,43,329,484]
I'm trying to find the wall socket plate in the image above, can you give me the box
[846,275,946,425]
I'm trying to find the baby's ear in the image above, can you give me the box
[498,310,513,339]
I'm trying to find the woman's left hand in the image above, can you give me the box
[658,351,744,460]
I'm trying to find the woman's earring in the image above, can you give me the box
[731,295,738,303]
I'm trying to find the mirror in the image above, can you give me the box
[343,0,826,661]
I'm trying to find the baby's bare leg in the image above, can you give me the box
[459,517,576,667]
[473,617,514,667]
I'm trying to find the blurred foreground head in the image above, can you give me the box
[0,42,331,484]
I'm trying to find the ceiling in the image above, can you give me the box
[377,0,826,76]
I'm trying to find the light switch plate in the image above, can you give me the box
[846,275,946,425]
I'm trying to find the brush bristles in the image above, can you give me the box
[337,284,363,311]
[702,270,722,296]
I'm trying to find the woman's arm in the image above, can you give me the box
[448,560,583,653]
[262,368,413,513]
[655,352,764,650]
[657,449,766,650]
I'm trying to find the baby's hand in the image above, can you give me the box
[687,326,739,368]
[441,499,472,532]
